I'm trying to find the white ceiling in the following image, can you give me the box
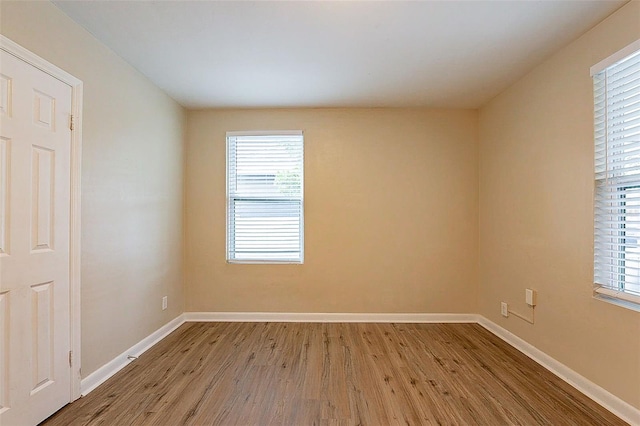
[53,0,627,109]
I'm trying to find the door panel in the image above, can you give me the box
[0,291,7,411]
[0,50,72,426]
[31,145,55,252]
[0,136,8,255]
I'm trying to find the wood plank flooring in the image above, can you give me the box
[42,322,627,425]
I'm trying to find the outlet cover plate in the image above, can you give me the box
[525,289,536,306]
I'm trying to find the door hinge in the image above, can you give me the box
[70,115,74,131]
[69,350,72,367]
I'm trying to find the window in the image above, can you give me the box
[592,40,640,309]
[226,131,304,263]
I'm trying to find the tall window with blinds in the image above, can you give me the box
[592,41,640,308]
[226,131,304,263]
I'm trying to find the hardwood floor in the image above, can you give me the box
[42,322,627,425]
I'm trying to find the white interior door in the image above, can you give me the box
[0,50,72,426]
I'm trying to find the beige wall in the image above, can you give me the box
[1,1,186,377]
[186,108,478,313]
[478,1,640,410]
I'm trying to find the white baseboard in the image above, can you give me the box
[477,316,640,426]
[80,314,186,396]
[184,311,478,323]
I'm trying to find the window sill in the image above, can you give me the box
[593,287,640,313]
[227,260,303,265]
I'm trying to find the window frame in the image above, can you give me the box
[225,130,305,264]
[592,39,640,311]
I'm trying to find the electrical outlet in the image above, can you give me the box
[525,288,536,306]
[162,296,168,311]
[501,302,508,317]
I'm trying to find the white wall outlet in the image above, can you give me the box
[162,296,168,310]
[501,302,508,317]
[525,288,536,306]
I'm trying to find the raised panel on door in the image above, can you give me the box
[0,74,11,117]
[30,282,54,395]
[31,146,54,252]
[0,291,8,414]
[0,137,9,256]
[32,90,55,131]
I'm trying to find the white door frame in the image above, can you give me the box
[0,35,83,402]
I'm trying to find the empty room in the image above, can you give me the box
[0,0,639,425]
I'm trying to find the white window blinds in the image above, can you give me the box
[226,131,304,263]
[593,41,640,307]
